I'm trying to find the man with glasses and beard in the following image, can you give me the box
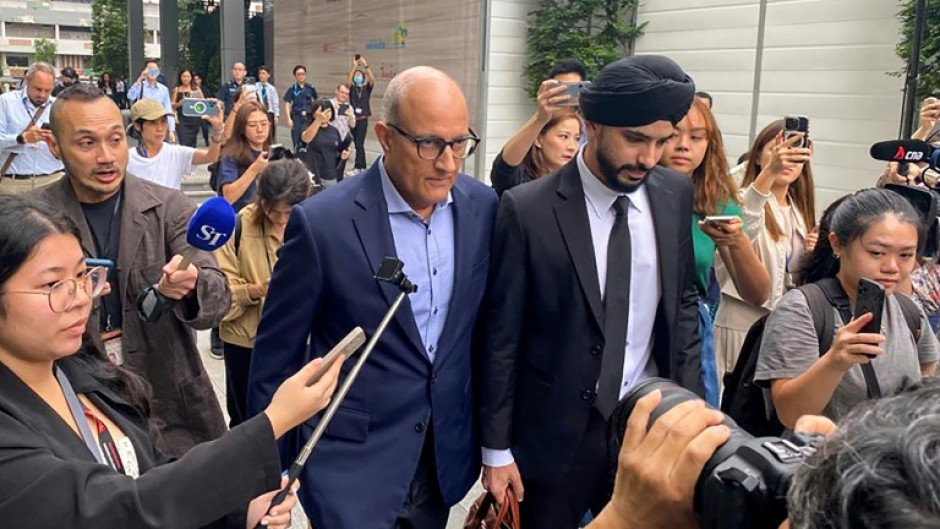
[0,62,64,194]
[248,66,497,529]
[478,55,704,529]
[29,83,231,458]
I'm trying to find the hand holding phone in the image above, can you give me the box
[557,81,590,108]
[783,115,810,148]
[181,98,220,118]
[306,327,366,385]
[851,278,886,360]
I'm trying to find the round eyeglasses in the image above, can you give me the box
[386,123,480,161]
[2,266,108,313]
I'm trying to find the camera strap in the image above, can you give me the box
[55,366,107,466]
[813,279,882,399]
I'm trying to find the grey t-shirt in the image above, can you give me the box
[755,288,940,421]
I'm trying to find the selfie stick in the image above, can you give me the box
[254,257,417,525]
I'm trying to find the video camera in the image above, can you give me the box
[870,139,940,259]
[611,379,825,529]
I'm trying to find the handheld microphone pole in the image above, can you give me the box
[254,257,417,526]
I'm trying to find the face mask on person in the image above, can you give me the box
[147,68,160,78]
[353,75,364,85]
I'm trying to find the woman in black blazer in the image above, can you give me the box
[0,195,343,528]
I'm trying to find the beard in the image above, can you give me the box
[595,141,652,194]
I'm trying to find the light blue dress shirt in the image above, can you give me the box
[378,158,455,364]
[127,80,176,132]
[0,89,64,175]
[255,82,280,119]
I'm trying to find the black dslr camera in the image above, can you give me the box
[611,379,825,529]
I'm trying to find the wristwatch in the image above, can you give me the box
[15,133,24,145]
[136,284,173,322]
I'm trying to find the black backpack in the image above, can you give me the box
[721,277,922,437]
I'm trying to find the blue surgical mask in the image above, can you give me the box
[353,75,364,84]
[147,68,160,78]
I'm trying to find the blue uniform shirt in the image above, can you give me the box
[283,83,318,126]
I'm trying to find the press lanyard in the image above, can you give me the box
[55,367,107,466]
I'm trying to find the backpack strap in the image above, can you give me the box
[894,293,923,343]
[797,282,836,355]
[233,215,243,256]
[813,278,882,399]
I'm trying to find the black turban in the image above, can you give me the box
[580,55,695,127]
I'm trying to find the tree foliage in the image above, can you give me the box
[33,38,57,66]
[524,0,645,98]
[91,0,129,78]
[895,0,940,102]
[186,9,221,91]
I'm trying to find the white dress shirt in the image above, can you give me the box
[482,149,661,468]
[256,82,280,119]
[0,89,64,175]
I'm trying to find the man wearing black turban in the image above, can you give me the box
[478,55,705,529]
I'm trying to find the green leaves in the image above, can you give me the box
[33,38,56,65]
[524,0,645,98]
[895,0,940,103]
[91,0,129,78]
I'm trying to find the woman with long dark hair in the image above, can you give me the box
[756,189,938,427]
[490,80,581,196]
[713,119,818,382]
[171,69,206,148]
[0,195,343,527]
[217,160,310,427]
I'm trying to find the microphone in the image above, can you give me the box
[178,196,236,270]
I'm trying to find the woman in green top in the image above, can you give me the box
[659,98,770,404]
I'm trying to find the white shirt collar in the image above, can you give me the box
[575,147,648,219]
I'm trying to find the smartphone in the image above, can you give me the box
[784,115,810,148]
[558,81,591,107]
[703,215,737,224]
[355,53,362,61]
[306,327,366,386]
[181,98,219,118]
[41,123,52,131]
[854,278,885,359]
[268,143,287,161]
[245,76,257,85]
[86,258,115,268]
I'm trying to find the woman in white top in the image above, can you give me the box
[713,119,818,384]
[126,98,224,189]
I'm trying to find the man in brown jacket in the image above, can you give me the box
[31,83,230,457]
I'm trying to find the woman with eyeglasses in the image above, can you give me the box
[0,195,344,528]
[301,98,351,188]
[219,101,273,212]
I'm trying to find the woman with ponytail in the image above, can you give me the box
[755,189,938,427]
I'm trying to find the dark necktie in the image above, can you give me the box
[597,195,631,417]
[261,85,269,109]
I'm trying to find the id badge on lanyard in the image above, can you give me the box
[102,328,124,366]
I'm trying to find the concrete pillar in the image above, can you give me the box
[219,0,245,85]
[128,0,145,77]
[160,0,179,84]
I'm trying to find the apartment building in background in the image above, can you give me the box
[0,0,161,83]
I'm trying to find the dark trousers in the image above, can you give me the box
[199,119,211,146]
[393,424,450,529]
[519,410,615,529]
[222,342,253,428]
[352,117,369,169]
[177,117,200,148]
[267,112,277,144]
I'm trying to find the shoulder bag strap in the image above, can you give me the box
[55,367,107,465]
[894,293,923,342]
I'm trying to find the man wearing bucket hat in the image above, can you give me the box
[127,98,224,190]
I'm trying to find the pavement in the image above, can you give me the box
[195,333,485,529]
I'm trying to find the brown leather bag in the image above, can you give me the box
[463,487,521,529]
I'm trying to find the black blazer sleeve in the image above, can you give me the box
[0,413,282,529]
[674,184,704,396]
[480,192,528,450]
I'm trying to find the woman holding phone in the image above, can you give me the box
[219,101,273,212]
[0,195,345,528]
[490,79,582,197]
[713,120,818,384]
[755,189,938,427]
[658,98,770,403]
[172,70,206,148]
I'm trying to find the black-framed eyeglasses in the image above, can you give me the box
[2,266,107,313]
[387,123,480,161]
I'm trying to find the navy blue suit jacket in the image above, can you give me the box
[247,162,498,529]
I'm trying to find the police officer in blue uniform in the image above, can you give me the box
[283,65,318,152]
[217,62,248,118]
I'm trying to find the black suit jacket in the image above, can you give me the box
[479,160,703,484]
[0,354,281,528]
